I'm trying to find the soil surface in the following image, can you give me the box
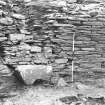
[0,66,105,105]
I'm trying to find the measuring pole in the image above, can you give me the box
[71,32,75,82]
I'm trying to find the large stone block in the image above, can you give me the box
[18,43,31,50]
[15,65,53,85]
[9,34,25,41]
[31,46,41,52]
[0,17,13,25]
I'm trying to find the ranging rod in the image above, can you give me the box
[71,32,75,82]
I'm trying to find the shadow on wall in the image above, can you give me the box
[6,64,26,85]
[0,42,26,85]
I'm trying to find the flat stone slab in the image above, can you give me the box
[16,65,53,85]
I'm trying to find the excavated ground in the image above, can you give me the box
[0,64,105,105]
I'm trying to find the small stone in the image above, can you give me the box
[45,20,56,24]
[61,47,72,51]
[44,47,52,58]
[24,0,31,2]
[12,6,21,13]
[33,53,48,64]
[0,0,6,5]
[46,65,52,73]
[55,59,68,64]
[89,11,98,17]
[57,78,68,87]
[31,46,41,52]
[0,65,11,75]
[25,35,33,40]
[44,47,52,53]
[51,1,67,7]
[11,13,25,20]
[81,48,95,51]
[20,29,31,34]
[3,100,13,105]
[0,17,13,25]
[67,0,77,3]
[75,82,94,90]
[0,10,4,15]
[76,0,84,3]
[23,57,32,62]
[18,62,29,65]
[54,99,65,105]
[96,78,105,88]
[0,37,7,41]
[0,33,5,36]
[19,43,31,50]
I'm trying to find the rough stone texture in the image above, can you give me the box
[9,34,25,41]
[0,0,6,6]
[0,17,13,25]
[55,59,68,64]
[31,46,42,52]
[16,65,53,85]
[11,14,25,20]
[0,0,105,84]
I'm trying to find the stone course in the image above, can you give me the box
[0,0,105,84]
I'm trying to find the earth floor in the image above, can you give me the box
[0,73,105,105]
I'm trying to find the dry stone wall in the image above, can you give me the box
[0,0,105,83]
